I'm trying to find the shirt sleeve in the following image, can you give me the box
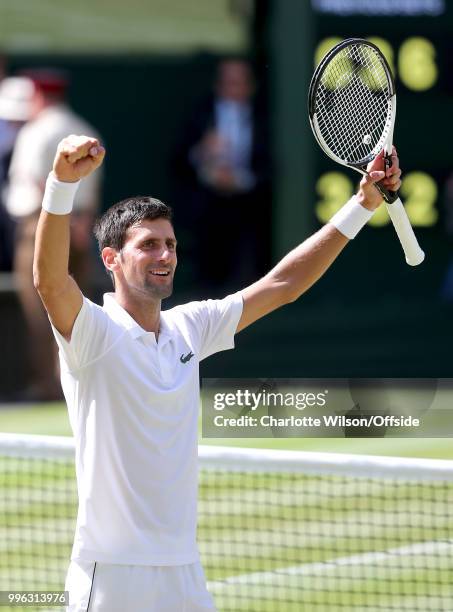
[180,292,244,361]
[50,297,115,372]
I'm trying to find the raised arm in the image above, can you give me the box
[237,149,401,333]
[33,135,105,341]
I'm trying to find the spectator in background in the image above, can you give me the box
[6,69,103,401]
[0,76,34,271]
[175,58,272,291]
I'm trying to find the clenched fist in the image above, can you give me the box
[53,134,105,183]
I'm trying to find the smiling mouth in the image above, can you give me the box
[149,270,170,277]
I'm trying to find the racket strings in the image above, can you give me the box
[315,43,393,165]
[319,47,389,150]
[320,59,388,160]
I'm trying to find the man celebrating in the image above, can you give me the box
[34,135,401,611]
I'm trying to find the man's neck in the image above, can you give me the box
[113,290,161,335]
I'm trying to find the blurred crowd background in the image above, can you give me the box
[0,0,453,401]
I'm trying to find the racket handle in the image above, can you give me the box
[385,198,425,266]
[374,181,400,205]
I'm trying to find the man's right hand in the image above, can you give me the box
[53,134,105,183]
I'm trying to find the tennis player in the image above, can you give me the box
[33,135,401,611]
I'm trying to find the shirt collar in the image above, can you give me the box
[103,293,171,344]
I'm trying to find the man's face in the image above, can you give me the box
[115,218,177,300]
[217,60,253,103]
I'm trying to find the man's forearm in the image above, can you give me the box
[33,210,72,295]
[33,136,104,296]
[265,192,376,303]
[238,151,402,333]
[269,154,399,303]
[267,224,349,303]
[33,173,81,294]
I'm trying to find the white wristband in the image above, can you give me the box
[42,172,80,215]
[329,196,374,239]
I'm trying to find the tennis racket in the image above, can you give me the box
[308,38,425,266]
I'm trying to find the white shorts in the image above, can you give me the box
[65,560,217,612]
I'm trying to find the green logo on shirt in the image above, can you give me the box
[180,351,194,364]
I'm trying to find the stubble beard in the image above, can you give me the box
[143,275,174,300]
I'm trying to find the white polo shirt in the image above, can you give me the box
[51,291,243,565]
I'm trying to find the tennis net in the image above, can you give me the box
[0,433,452,611]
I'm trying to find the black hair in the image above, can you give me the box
[94,196,173,253]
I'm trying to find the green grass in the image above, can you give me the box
[0,403,71,436]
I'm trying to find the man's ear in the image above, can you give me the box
[102,246,120,275]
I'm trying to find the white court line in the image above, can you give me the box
[208,539,453,590]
